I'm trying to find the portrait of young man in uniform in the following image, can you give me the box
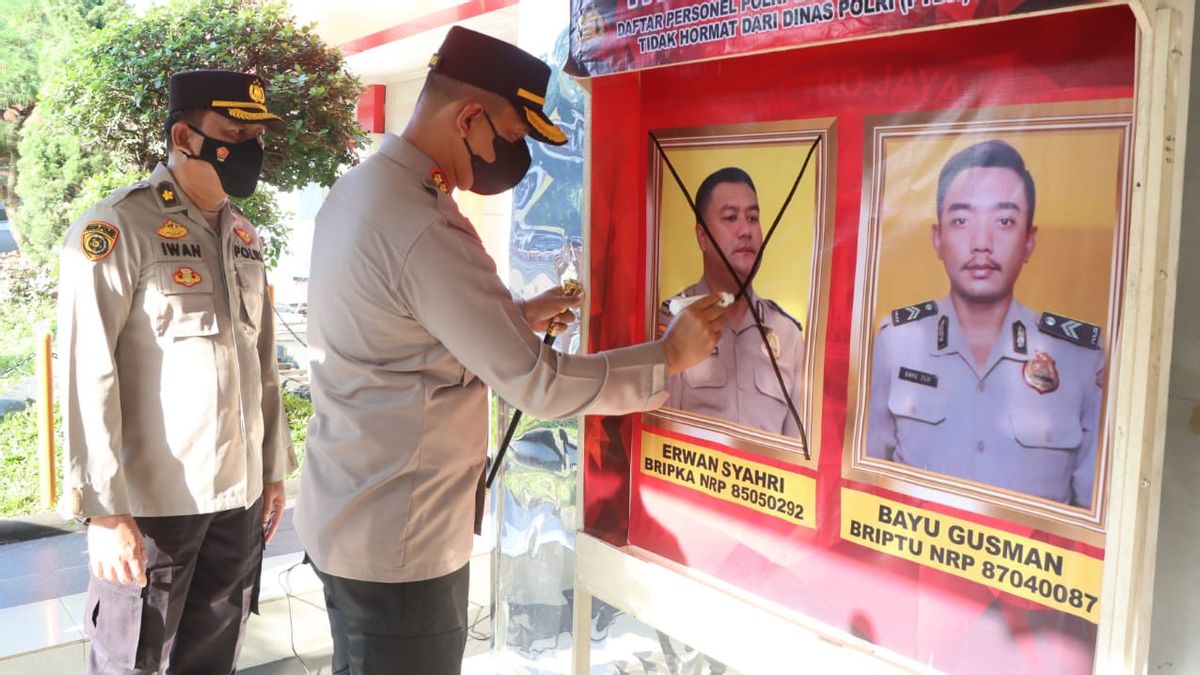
[658,167,805,438]
[866,139,1105,509]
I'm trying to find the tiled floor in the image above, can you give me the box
[0,502,496,673]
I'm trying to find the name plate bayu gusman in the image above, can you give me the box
[840,489,1103,622]
[639,430,816,528]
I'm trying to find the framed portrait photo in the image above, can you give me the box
[845,102,1133,542]
[644,118,837,470]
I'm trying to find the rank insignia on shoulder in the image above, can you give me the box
[891,300,938,326]
[234,227,255,245]
[1023,350,1059,394]
[173,266,202,288]
[156,182,180,208]
[1038,312,1101,350]
[81,221,119,261]
[157,219,189,239]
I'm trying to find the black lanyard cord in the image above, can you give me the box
[650,132,819,459]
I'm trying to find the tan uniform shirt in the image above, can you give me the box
[658,280,805,437]
[866,297,1103,507]
[57,163,294,519]
[296,135,668,583]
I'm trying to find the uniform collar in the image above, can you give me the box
[377,134,443,192]
[691,277,763,333]
[934,296,1035,363]
[149,163,227,232]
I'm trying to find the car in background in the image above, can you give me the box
[0,205,15,254]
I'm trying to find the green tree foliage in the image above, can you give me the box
[0,0,118,227]
[16,0,365,264]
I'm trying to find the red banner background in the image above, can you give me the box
[583,7,1135,673]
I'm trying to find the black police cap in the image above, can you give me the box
[169,70,286,133]
[429,26,567,146]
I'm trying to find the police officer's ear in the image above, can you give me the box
[695,223,711,252]
[169,120,199,157]
[454,101,487,139]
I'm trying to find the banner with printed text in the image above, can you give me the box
[567,0,1101,77]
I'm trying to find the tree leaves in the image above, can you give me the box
[15,0,367,264]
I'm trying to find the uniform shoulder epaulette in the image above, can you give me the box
[1037,311,1101,350]
[104,180,151,207]
[764,299,803,333]
[154,181,182,209]
[890,300,938,326]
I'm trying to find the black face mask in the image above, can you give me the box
[183,124,264,199]
[463,110,530,196]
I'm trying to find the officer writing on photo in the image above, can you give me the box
[867,140,1104,508]
[57,70,294,674]
[658,167,805,438]
[295,26,724,675]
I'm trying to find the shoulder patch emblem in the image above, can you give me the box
[81,221,119,261]
[1038,312,1101,350]
[234,227,255,245]
[156,182,180,208]
[173,266,202,288]
[157,219,189,239]
[891,300,938,326]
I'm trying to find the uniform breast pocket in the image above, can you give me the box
[682,355,727,389]
[1010,403,1083,451]
[235,262,265,332]
[753,365,791,404]
[154,262,218,339]
[887,381,947,426]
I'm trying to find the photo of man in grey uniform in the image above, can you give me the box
[658,167,805,438]
[867,139,1104,508]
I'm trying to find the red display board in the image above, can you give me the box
[583,7,1135,673]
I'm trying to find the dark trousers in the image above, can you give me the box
[84,499,264,675]
[311,561,470,675]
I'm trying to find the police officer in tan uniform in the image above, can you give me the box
[867,140,1102,508]
[57,71,294,674]
[659,167,805,438]
[296,27,723,675]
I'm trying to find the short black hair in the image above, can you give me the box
[417,71,508,114]
[164,108,208,151]
[694,167,756,222]
[936,139,1036,229]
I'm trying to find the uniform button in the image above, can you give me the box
[977,381,985,392]
[976,441,984,452]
